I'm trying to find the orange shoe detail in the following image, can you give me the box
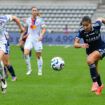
[91,82,98,92]
[96,84,104,95]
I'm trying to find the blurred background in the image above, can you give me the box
[0,0,105,45]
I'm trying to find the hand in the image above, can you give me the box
[38,36,43,41]
[81,43,89,48]
[20,28,24,33]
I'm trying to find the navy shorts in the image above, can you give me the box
[97,48,105,58]
[86,47,105,59]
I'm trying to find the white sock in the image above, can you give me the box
[0,61,5,79]
[24,55,31,71]
[37,56,43,73]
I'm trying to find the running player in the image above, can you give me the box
[74,16,105,95]
[0,15,23,93]
[2,31,17,81]
[20,7,46,76]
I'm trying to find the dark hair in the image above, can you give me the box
[80,16,91,25]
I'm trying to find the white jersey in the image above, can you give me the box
[0,15,12,44]
[25,16,46,41]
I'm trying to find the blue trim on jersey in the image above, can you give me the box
[96,20,102,27]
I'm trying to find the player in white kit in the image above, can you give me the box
[0,15,23,93]
[20,7,46,76]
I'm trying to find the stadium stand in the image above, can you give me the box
[0,0,105,33]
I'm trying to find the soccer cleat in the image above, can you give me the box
[38,72,42,76]
[1,79,7,93]
[96,84,104,95]
[91,82,98,92]
[11,76,17,81]
[1,87,6,93]
[26,70,32,75]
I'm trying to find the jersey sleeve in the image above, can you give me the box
[6,15,13,21]
[76,30,82,39]
[95,20,102,29]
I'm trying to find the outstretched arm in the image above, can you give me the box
[12,16,24,32]
[97,18,105,24]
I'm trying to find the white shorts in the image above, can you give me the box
[24,38,43,52]
[0,43,7,53]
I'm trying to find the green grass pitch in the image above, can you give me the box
[0,45,105,105]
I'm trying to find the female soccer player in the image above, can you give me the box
[74,16,105,95]
[2,31,17,81]
[0,15,23,93]
[20,7,46,76]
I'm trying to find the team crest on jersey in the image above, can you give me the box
[30,25,36,29]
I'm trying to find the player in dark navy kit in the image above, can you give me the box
[74,16,105,95]
[2,31,17,81]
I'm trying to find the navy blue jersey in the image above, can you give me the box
[76,20,105,55]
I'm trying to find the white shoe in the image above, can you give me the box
[38,72,42,76]
[26,70,32,75]
[1,79,7,94]
[1,79,7,89]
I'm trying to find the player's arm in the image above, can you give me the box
[74,38,89,48]
[97,18,105,24]
[38,27,46,41]
[6,33,9,40]
[12,16,24,32]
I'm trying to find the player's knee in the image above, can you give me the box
[19,43,22,47]
[37,56,40,59]
[87,58,93,66]
[24,52,29,56]
[36,53,41,59]
[4,62,9,66]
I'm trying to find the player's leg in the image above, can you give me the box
[24,49,32,75]
[24,39,32,75]
[19,40,24,53]
[36,52,43,76]
[2,54,17,81]
[0,50,7,93]
[34,41,43,76]
[19,40,25,57]
[87,50,103,94]
[29,50,32,58]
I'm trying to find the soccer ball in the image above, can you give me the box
[50,57,65,71]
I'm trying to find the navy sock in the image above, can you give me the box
[4,66,7,74]
[29,50,32,57]
[20,47,24,53]
[7,65,16,77]
[97,74,102,87]
[89,64,97,82]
